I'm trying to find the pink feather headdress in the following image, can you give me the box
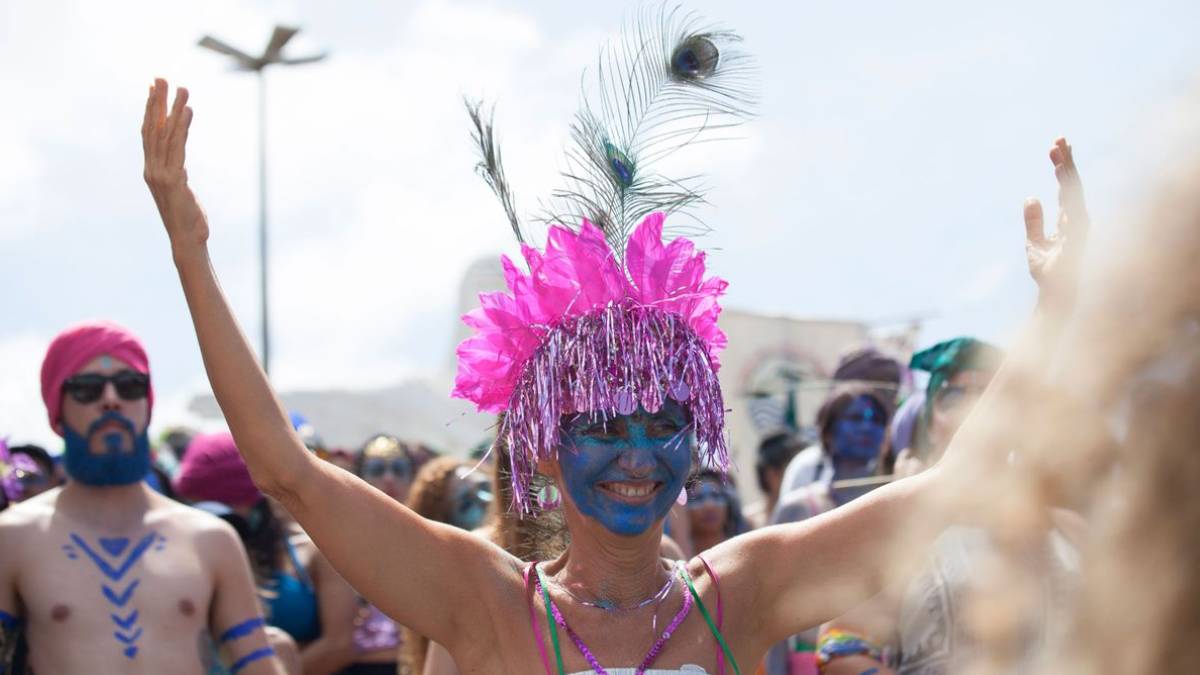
[453,213,729,511]
[455,7,752,512]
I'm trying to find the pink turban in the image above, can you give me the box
[173,431,263,508]
[40,320,154,434]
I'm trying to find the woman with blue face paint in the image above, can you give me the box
[771,388,893,530]
[143,9,1087,671]
[762,389,891,675]
[825,393,889,485]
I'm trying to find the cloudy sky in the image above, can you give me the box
[2,0,1197,448]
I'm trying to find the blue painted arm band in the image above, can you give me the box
[218,617,267,643]
[230,646,275,674]
[0,609,21,629]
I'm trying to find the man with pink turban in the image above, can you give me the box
[0,321,285,674]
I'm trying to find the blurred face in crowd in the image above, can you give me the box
[13,461,52,499]
[830,394,887,463]
[57,355,152,486]
[928,369,995,454]
[760,464,785,501]
[446,466,493,531]
[359,438,415,503]
[687,477,728,537]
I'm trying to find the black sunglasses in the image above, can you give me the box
[62,371,150,404]
[363,457,413,480]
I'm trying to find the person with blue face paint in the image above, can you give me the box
[146,70,1087,675]
[764,389,891,675]
[772,388,892,528]
[554,399,694,539]
[0,321,284,675]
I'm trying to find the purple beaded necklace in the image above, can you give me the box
[535,562,693,675]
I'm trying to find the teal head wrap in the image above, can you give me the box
[909,337,1003,448]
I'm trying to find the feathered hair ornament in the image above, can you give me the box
[454,5,755,514]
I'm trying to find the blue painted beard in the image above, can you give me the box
[558,401,692,537]
[62,411,151,487]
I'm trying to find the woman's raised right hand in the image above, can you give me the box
[142,78,209,256]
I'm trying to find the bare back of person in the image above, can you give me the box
[1,483,250,674]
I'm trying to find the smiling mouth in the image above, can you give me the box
[596,481,663,503]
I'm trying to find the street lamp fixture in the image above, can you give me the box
[198,25,327,376]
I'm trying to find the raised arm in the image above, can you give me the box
[727,137,1090,640]
[141,79,514,645]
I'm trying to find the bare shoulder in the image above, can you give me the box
[145,497,241,548]
[684,534,772,608]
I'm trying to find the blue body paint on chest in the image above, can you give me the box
[559,401,692,536]
[65,530,160,659]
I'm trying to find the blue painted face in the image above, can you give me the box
[62,411,151,487]
[831,395,886,463]
[558,399,692,536]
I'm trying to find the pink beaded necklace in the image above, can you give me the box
[535,562,693,675]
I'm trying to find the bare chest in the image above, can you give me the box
[18,524,213,663]
[465,593,733,675]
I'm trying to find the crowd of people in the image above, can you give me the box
[0,311,1029,675]
[2,9,1198,675]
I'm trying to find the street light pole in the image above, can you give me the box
[198,26,326,377]
[257,69,269,373]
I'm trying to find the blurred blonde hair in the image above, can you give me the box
[922,119,1200,674]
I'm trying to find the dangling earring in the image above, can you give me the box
[537,484,561,510]
[676,487,688,506]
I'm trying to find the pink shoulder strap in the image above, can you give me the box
[524,561,554,675]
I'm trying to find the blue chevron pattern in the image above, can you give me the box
[100,537,130,557]
[70,532,156,581]
[68,531,159,660]
[101,580,140,607]
[111,610,139,630]
[114,627,143,644]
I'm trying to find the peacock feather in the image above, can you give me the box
[466,4,755,257]
[465,98,527,244]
